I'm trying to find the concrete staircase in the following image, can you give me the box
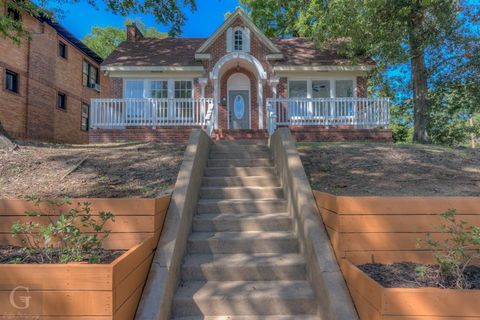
[171,140,318,319]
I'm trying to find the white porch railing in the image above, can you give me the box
[266,97,390,135]
[90,98,214,128]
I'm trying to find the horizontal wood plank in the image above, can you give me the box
[114,253,153,310]
[0,290,112,316]
[0,264,112,290]
[112,237,154,286]
[382,289,480,317]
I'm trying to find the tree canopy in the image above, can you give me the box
[82,20,167,59]
[241,0,480,146]
[1,0,195,43]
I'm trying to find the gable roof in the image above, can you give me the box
[103,38,206,67]
[196,8,282,54]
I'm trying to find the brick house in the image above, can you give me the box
[91,8,391,142]
[0,2,109,144]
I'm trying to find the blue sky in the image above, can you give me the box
[57,0,241,40]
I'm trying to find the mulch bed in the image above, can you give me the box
[359,262,480,289]
[0,245,125,264]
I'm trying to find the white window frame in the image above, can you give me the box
[123,79,194,121]
[233,27,244,51]
[287,77,357,120]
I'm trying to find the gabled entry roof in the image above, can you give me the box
[195,8,282,54]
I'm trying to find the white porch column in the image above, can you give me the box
[258,79,264,129]
[270,76,280,98]
[198,77,208,98]
[213,78,219,129]
[198,77,208,123]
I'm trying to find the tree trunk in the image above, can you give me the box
[410,43,431,143]
[409,10,431,144]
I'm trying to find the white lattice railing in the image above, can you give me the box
[266,97,390,135]
[90,98,214,128]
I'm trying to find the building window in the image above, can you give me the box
[312,80,330,98]
[5,70,19,93]
[335,80,354,97]
[288,81,308,98]
[82,61,99,89]
[7,8,21,21]
[174,80,193,119]
[81,103,89,131]
[57,92,67,110]
[234,29,243,51]
[58,41,67,59]
[151,80,168,118]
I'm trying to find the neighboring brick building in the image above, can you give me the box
[0,2,109,144]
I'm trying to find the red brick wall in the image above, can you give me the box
[287,126,392,142]
[0,6,109,144]
[89,127,196,143]
[110,78,123,98]
[202,17,275,130]
[356,76,368,97]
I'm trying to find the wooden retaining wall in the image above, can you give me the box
[314,191,480,264]
[0,237,155,319]
[0,196,171,250]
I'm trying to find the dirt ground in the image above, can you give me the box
[0,141,185,199]
[298,142,480,196]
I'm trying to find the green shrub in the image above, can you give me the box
[11,196,115,264]
[417,209,480,289]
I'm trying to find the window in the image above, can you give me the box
[5,70,18,93]
[174,80,193,119]
[57,92,67,110]
[234,29,243,51]
[288,81,308,98]
[7,8,20,21]
[335,80,354,97]
[81,103,89,131]
[58,41,67,59]
[312,80,330,98]
[151,81,168,118]
[82,61,99,88]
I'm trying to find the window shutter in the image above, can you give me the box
[226,27,233,52]
[244,28,251,52]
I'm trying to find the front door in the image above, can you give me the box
[229,90,250,129]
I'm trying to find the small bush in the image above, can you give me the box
[11,196,115,264]
[417,209,480,289]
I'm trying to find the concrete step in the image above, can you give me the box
[171,281,317,317]
[193,212,291,232]
[202,176,280,187]
[204,167,276,177]
[211,145,270,153]
[197,199,287,215]
[207,159,273,167]
[201,187,283,200]
[187,232,298,254]
[181,253,306,281]
[214,140,267,146]
[172,316,319,320]
[208,152,271,159]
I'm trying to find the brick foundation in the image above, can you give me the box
[212,129,268,140]
[287,126,393,142]
[89,127,198,143]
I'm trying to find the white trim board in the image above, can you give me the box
[273,65,374,73]
[102,66,205,72]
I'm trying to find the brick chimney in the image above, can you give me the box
[126,23,144,42]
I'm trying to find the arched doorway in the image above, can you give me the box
[227,73,250,129]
